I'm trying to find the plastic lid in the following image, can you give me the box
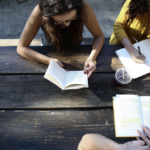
[115,68,132,84]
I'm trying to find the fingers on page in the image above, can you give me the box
[139,132,150,146]
[137,130,142,135]
[84,70,88,74]
[141,53,146,59]
[87,71,92,78]
[145,126,150,130]
[87,68,95,78]
[143,126,150,139]
[58,62,64,68]
[137,55,145,60]
[135,57,144,63]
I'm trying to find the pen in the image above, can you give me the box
[132,37,142,55]
[137,46,141,55]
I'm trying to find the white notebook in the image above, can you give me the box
[115,39,150,79]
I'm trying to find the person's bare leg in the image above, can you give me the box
[78,134,121,150]
[78,132,150,150]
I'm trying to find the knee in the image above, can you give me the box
[78,134,98,150]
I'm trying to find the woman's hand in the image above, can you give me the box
[120,38,146,64]
[49,58,64,68]
[84,57,96,78]
[128,47,146,64]
[119,125,150,150]
[136,125,150,147]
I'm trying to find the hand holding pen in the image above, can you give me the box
[131,37,146,63]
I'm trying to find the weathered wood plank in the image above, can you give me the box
[0,110,135,150]
[0,74,150,109]
[0,45,123,74]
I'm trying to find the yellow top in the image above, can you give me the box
[109,0,150,45]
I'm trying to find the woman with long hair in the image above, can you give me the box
[109,0,150,63]
[17,0,104,78]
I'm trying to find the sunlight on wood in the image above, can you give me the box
[111,57,123,71]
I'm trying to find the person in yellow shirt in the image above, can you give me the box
[109,0,150,63]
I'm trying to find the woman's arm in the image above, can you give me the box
[17,5,63,67]
[121,38,146,63]
[17,5,50,65]
[112,0,145,63]
[82,0,104,78]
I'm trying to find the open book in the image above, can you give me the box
[44,59,88,90]
[115,39,150,79]
[113,95,150,137]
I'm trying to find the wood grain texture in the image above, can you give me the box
[0,45,123,74]
[0,74,150,109]
[0,45,143,149]
[0,110,134,150]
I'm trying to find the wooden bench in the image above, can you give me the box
[0,45,149,149]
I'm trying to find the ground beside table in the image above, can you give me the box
[0,45,150,150]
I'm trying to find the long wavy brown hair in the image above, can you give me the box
[39,0,84,51]
[126,0,150,23]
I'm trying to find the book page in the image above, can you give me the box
[44,73,63,90]
[116,48,150,79]
[64,70,87,88]
[113,95,143,137]
[45,60,66,89]
[140,96,150,128]
[65,75,88,90]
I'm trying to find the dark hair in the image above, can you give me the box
[39,0,84,50]
[126,0,150,23]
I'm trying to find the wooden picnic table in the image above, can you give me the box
[0,45,150,149]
